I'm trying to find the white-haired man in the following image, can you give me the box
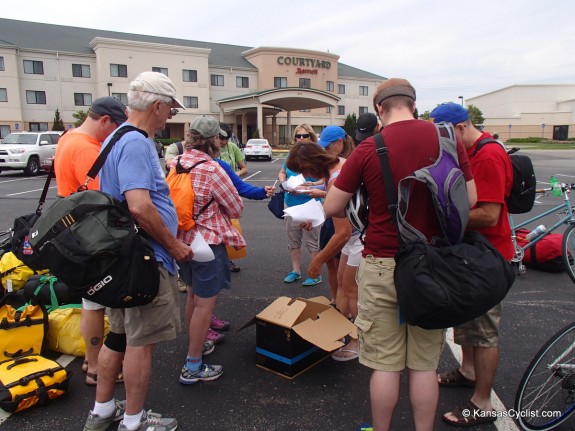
[83,71,192,431]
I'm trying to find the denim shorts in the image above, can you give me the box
[178,243,231,298]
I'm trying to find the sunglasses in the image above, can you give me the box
[295,133,311,139]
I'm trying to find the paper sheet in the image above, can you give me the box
[190,233,215,262]
[282,174,306,191]
[283,199,325,227]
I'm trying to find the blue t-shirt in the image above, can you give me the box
[283,164,320,207]
[99,124,179,275]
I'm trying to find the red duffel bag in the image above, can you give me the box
[516,228,569,273]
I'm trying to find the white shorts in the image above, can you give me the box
[341,233,363,267]
[82,297,105,311]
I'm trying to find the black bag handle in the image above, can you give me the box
[78,125,147,191]
[373,133,397,223]
[34,162,55,216]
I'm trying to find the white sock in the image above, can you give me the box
[92,398,115,417]
[122,410,144,430]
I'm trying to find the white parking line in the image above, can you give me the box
[0,177,48,185]
[0,354,75,426]
[6,186,57,197]
[445,328,519,431]
[243,171,261,181]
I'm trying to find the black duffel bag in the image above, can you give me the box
[394,231,516,329]
[21,274,82,308]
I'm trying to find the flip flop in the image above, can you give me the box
[442,400,497,427]
[331,348,359,362]
[438,368,476,388]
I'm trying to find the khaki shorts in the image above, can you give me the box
[285,216,321,253]
[454,303,502,348]
[107,264,181,347]
[354,256,445,372]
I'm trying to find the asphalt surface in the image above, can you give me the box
[0,149,575,431]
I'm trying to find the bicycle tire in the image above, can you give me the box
[515,321,575,430]
[563,224,575,284]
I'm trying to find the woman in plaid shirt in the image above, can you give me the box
[168,117,245,385]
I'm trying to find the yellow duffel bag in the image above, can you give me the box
[47,306,110,357]
[0,252,48,291]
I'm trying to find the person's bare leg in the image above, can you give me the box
[409,369,439,431]
[470,346,498,410]
[95,345,123,403]
[290,247,302,274]
[325,256,339,299]
[370,370,400,431]
[82,308,105,380]
[122,344,155,415]
[188,295,218,357]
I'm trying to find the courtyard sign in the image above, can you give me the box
[277,56,331,69]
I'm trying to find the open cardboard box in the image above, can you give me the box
[241,296,357,379]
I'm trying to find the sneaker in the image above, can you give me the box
[117,409,177,431]
[302,275,323,286]
[203,340,215,356]
[284,271,301,283]
[210,314,230,331]
[83,399,125,431]
[206,327,225,344]
[179,363,223,384]
[230,260,241,272]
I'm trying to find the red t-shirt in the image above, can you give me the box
[468,133,514,260]
[335,119,473,258]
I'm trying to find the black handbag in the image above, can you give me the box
[267,190,285,219]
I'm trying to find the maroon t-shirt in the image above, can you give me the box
[335,119,473,258]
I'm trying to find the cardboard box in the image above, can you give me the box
[242,296,357,379]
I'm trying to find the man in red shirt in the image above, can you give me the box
[432,102,514,427]
[324,79,476,431]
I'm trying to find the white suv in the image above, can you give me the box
[0,131,62,176]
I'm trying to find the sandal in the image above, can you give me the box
[85,371,124,386]
[442,400,497,427]
[332,348,359,362]
[438,368,476,388]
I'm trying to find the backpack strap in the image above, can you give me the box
[35,161,55,215]
[78,125,148,192]
[176,141,184,155]
[373,133,398,224]
[472,138,511,157]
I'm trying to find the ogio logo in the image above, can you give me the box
[30,230,38,239]
[87,275,113,295]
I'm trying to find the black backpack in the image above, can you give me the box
[473,139,536,214]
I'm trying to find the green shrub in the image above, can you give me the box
[155,138,182,145]
[507,137,544,143]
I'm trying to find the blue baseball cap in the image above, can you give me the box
[430,103,469,125]
[318,125,346,148]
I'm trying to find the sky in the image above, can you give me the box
[2,0,574,113]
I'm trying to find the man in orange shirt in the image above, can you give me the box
[54,96,127,385]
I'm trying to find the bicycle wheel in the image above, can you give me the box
[563,224,575,284]
[515,321,575,430]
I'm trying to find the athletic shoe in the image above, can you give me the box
[206,327,225,344]
[203,340,215,356]
[179,363,223,384]
[284,271,301,283]
[117,409,177,431]
[210,314,230,331]
[83,399,125,431]
[302,276,323,286]
[230,260,241,272]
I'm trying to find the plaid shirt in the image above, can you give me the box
[173,149,245,247]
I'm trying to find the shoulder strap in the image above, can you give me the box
[35,161,55,215]
[78,125,147,192]
[472,138,506,156]
[176,141,184,155]
[373,133,397,223]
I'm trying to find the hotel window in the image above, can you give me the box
[0,88,6,102]
[23,60,44,75]
[326,106,332,114]
[26,90,46,104]
[110,64,128,78]
[29,122,49,131]
[360,86,369,96]
[0,125,10,139]
[299,78,311,89]
[112,93,128,105]
[0,57,5,71]
[152,67,168,76]
[326,81,334,92]
[236,76,249,88]
[359,106,369,114]
[299,109,311,112]
[338,84,345,94]
[274,77,287,88]
[184,96,198,109]
[338,105,345,116]
[183,69,197,82]
[211,74,224,86]
[72,64,91,78]
[74,93,93,106]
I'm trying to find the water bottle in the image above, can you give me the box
[550,176,561,197]
[526,224,547,241]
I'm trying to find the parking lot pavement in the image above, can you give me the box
[2,151,575,430]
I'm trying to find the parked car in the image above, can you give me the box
[243,138,272,161]
[0,131,62,175]
[40,155,55,173]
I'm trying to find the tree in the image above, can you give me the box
[343,113,357,137]
[418,110,431,121]
[467,104,485,127]
[72,110,88,128]
[52,109,65,131]
[252,128,261,139]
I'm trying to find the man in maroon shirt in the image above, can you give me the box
[432,103,513,427]
[324,79,476,431]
